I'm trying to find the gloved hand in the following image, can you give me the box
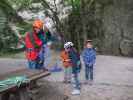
[77,61,81,73]
[77,61,81,66]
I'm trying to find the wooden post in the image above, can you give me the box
[0,92,10,100]
[19,88,32,100]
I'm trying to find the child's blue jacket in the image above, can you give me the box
[82,48,96,66]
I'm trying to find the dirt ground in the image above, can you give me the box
[0,54,133,100]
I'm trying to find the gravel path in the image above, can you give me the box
[0,55,133,100]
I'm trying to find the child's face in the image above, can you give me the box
[65,48,69,52]
[86,42,92,48]
[65,47,70,52]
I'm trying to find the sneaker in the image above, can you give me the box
[71,89,80,95]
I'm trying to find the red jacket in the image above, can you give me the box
[25,32,42,60]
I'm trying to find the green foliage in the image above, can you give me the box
[0,0,27,53]
[7,0,33,11]
[65,0,80,6]
[0,0,100,53]
[65,0,80,12]
[0,0,16,15]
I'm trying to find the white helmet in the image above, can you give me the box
[68,42,74,47]
[64,42,69,49]
[64,42,74,49]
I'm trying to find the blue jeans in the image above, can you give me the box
[85,64,93,81]
[28,60,44,69]
[71,73,80,90]
[64,67,72,82]
[28,60,37,69]
[44,46,51,67]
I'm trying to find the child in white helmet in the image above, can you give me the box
[65,42,81,95]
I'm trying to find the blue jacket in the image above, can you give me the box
[82,48,96,66]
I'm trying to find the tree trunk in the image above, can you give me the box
[81,0,87,43]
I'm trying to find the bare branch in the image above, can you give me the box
[40,0,56,14]
[53,0,58,12]
[88,0,95,9]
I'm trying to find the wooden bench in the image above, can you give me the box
[0,68,50,100]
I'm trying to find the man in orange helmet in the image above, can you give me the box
[25,19,45,69]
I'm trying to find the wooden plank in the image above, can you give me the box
[0,68,47,80]
[0,69,50,94]
[29,71,50,81]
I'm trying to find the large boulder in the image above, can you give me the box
[120,39,133,56]
[97,0,133,56]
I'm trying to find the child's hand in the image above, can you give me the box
[65,59,71,62]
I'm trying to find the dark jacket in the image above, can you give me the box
[68,48,81,73]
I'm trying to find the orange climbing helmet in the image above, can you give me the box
[33,19,43,29]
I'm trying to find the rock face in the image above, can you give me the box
[96,0,133,56]
[67,0,133,56]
